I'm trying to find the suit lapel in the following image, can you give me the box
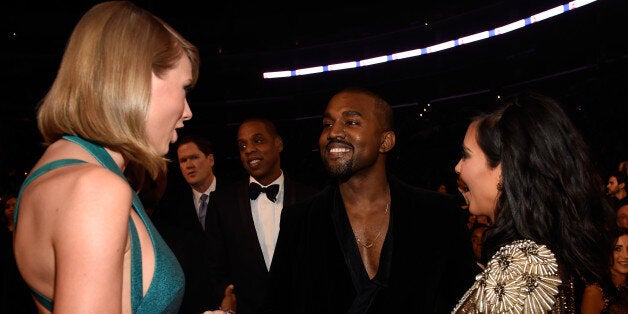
[283,177,295,206]
[184,189,204,232]
[203,190,215,235]
[237,181,268,271]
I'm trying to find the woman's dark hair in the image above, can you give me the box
[476,92,615,285]
[1,191,18,228]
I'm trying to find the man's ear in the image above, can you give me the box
[379,131,396,153]
[275,137,284,153]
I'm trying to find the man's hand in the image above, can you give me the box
[219,284,236,314]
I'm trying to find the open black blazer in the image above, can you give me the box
[207,174,318,314]
[262,174,476,314]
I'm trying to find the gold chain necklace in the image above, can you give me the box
[355,203,389,249]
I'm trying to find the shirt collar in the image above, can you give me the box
[192,176,216,202]
[249,171,284,188]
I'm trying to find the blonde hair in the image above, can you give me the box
[37,1,199,182]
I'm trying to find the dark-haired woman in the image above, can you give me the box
[581,228,628,313]
[452,92,615,313]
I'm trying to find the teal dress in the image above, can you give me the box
[14,135,185,313]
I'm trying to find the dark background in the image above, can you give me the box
[1,0,626,193]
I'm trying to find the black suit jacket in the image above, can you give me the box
[152,178,224,314]
[262,174,476,314]
[207,174,318,314]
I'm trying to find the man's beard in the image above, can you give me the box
[324,158,354,181]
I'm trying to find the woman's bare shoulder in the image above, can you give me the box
[581,283,605,313]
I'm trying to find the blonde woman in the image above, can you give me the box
[12,2,234,313]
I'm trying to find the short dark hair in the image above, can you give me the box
[617,198,628,211]
[610,170,627,188]
[176,134,214,156]
[240,118,280,139]
[338,86,394,132]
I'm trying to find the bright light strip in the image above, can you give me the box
[264,71,293,78]
[458,31,490,45]
[531,6,566,23]
[391,48,423,60]
[328,61,358,70]
[494,19,526,35]
[426,40,456,53]
[570,0,597,8]
[295,66,324,76]
[262,0,597,79]
[360,55,389,66]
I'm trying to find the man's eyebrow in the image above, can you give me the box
[322,110,362,119]
[342,111,362,118]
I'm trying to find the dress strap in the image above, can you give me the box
[62,135,149,312]
[14,158,86,312]
[62,135,124,177]
[31,288,54,311]
[15,159,86,227]
[129,219,143,309]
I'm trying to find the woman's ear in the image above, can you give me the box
[494,164,503,191]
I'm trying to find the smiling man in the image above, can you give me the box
[206,118,318,314]
[262,87,475,313]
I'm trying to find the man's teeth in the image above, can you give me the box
[330,148,350,153]
[249,159,260,165]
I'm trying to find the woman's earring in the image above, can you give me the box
[497,181,503,191]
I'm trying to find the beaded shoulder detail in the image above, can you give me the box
[452,239,562,313]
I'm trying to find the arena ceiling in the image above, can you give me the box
[1,0,626,188]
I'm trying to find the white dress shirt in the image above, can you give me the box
[192,177,216,218]
[250,172,284,270]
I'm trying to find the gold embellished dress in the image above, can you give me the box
[452,239,576,313]
[599,284,628,314]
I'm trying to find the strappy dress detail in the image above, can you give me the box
[14,135,184,313]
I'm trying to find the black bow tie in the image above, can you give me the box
[249,182,280,202]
